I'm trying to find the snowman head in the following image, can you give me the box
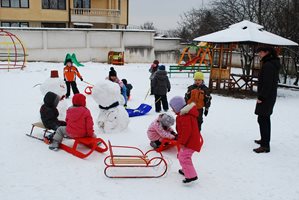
[92,80,123,107]
[40,70,66,98]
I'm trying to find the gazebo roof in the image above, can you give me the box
[194,20,298,46]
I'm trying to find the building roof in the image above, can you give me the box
[194,20,298,46]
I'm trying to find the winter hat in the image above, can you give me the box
[65,58,73,64]
[153,60,159,65]
[44,91,59,108]
[158,65,166,71]
[121,79,127,85]
[109,67,117,77]
[160,114,175,127]
[194,71,204,80]
[72,93,86,107]
[169,96,186,113]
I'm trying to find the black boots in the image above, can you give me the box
[254,139,262,145]
[178,169,198,183]
[253,146,270,153]
[183,176,198,183]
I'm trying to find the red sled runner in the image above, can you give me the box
[27,122,108,159]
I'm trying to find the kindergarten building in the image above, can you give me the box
[0,0,128,29]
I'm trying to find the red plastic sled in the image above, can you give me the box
[59,137,108,159]
[155,138,180,153]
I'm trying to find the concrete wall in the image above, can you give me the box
[2,28,155,63]
[154,38,182,64]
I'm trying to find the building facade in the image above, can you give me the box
[0,0,129,28]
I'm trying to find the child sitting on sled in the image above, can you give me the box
[40,91,66,140]
[49,93,94,150]
[147,113,177,149]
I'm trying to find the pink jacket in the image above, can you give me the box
[66,106,94,138]
[147,116,175,142]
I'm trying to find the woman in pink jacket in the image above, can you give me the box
[49,93,94,150]
[147,113,176,149]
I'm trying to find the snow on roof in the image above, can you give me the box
[194,20,298,46]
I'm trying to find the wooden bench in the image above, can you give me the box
[168,65,210,78]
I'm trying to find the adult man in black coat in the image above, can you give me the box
[254,47,280,153]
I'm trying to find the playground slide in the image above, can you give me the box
[64,53,84,67]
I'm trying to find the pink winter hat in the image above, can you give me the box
[169,96,186,113]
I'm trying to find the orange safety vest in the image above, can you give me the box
[63,66,82,81]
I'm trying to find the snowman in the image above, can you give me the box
[92,80,129,133]
[40,70,67,120]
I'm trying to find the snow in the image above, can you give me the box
[194,20,298,46]
[1,62,299,200]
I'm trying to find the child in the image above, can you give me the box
[63,59,83,99]
[40,91,66,140]
[151,65,171,112]
[169,96,204,184]
[121,79,133,100]
[107,67,127,106]
[149,60,159,80]
[147,113,176,149]
[149,60,159,95]
[185,71,211,131]
[49,93,94,150]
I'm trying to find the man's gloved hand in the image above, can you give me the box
[80,77,83,81]
[204,108,209,116]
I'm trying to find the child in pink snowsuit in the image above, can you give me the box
[147,113,176,149]
[169,96,204,183]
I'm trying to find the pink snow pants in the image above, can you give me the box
[178,147,197,178]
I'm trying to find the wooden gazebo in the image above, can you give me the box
[194,20,298,92]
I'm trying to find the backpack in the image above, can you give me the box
[187,88,205,109]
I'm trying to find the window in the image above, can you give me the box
[42,0,66,10]
[41,23,66,28]
[0,22,29,27]
[1,0,29,8]
[74,0,90,8]
[118,0,121,10]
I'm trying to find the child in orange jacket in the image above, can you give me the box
[63,59,83,99]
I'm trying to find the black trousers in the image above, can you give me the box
[65,81,79,98]
[197,108,204,131]
[154,95,169,112]
[258,115,271,148]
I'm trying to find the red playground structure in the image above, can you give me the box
[0,29,27,70]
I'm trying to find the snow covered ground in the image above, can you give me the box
[1,62,299,200]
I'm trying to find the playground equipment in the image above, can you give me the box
[169,43,212,77]
[64,53,84,67]
[104,141,168,178]
[0,29,27,70]
[108,51,124,65]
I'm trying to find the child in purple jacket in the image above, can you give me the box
[147,113,176,148]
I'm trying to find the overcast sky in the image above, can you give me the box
[129,0,212,30]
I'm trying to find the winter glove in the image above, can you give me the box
[168,88,170,92]
[80,77,83,81]
[204,108,209,116]
[64,78,66,82]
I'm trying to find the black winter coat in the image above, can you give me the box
[151,70,171,95]
[40,92,61,130]
[255,55,280,116]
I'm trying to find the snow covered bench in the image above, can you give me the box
[168,65,210,78]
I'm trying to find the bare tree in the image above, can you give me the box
[140,22,155,30]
